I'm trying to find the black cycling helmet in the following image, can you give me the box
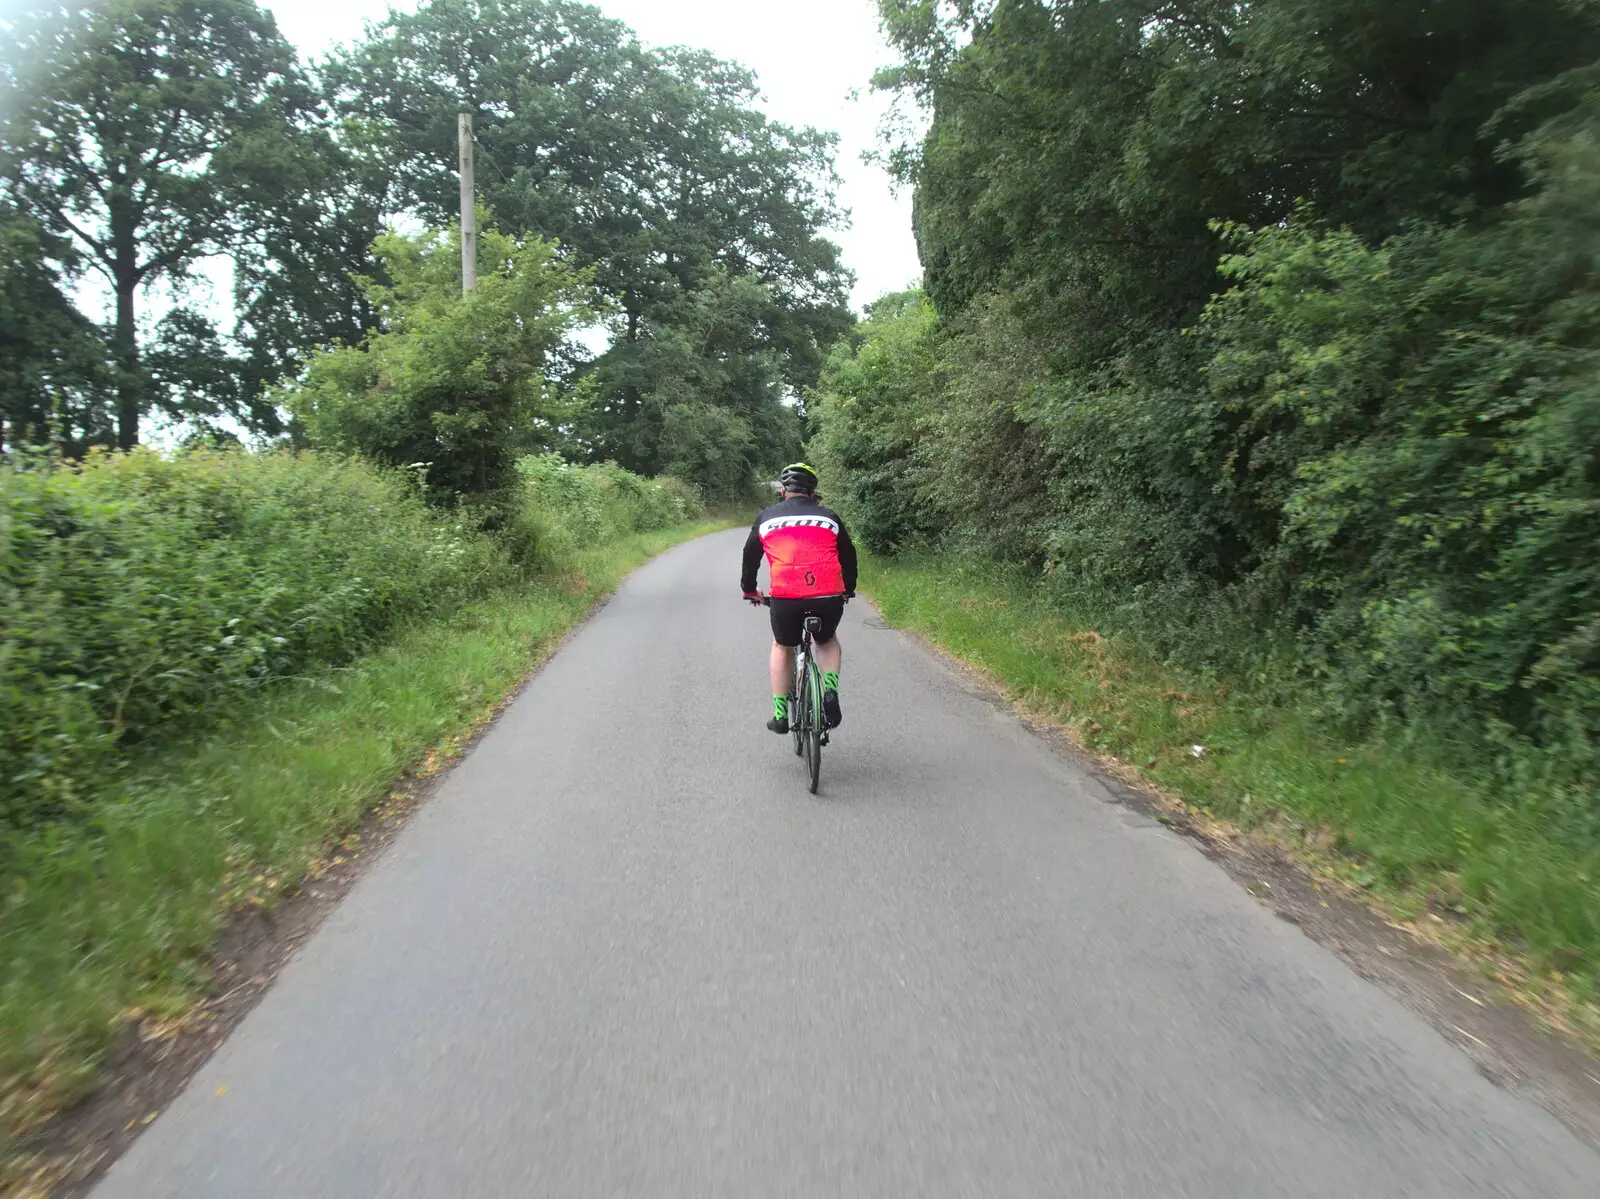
[778,462,818,493]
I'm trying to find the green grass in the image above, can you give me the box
[0,520,725,1150]
[865,551,1600,1035]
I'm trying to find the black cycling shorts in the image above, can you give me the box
[768,595,845,648]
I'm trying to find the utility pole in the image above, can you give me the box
[458,111,477,294]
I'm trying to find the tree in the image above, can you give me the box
[0,204,110,453]
[824,0,1600,770]
[328,0,852,472]
[659,403,758,503]
[229,117,401,411]
[283,220,597,515]
[808,290,944,552]
[878,0,1600,344]
[865,0,1600,581]
[587,268,803,479]
[0,0,313,448]
[143,308,248,439]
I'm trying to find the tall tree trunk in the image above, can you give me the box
[110,188,140,450]
[113,279,140,450]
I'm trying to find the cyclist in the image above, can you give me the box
[741,463,857,734]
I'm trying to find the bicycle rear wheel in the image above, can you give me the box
[791,649,805,757]
[805,654,823,794]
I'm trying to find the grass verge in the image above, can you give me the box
[864,551,1600,1046]
[1,520,727,1158]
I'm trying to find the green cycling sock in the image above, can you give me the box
[773,694,788,720]
[823,670,839,692]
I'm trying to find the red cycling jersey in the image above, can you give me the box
[740,495,858,600]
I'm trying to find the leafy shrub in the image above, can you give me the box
[811,110,1600,802]
[281,221,596,519]
[808,291,946,552]
[659,402,761,505]
[1200,173,1600,786]
[0,447,512,835]
[508,453,702,568]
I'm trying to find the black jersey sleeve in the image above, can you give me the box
[836,515,858,594]
[739,517,764,593]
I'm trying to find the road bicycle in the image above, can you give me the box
[756,597,829,794]
[791,611,828,794]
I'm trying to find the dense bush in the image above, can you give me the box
[0,448,510,832]
[282,221,596,518]
[808,291,946,552]
[509,453,702,566]
[812,2,1600,802]
[0,446,702,838]
[1199,135,1600,777]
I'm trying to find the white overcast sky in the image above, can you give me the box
[268,0,923,312]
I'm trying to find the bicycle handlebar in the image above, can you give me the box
[745,593,852,606]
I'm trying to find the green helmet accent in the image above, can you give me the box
[779,463,819,492]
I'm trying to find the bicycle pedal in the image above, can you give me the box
[820,732,830,746]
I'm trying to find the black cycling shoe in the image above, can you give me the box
[767,715,790,735]
[822,689,842,729]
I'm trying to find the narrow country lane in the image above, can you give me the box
[95,530,1599,1197]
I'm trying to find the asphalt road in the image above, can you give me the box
[96,529,1599,1197]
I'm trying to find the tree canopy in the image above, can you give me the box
[808,0,1600,790]
[325,0,852,478]
[0,0,852,487]
[283,219,596,514]
[0,0,313,447]
[0,203,109,452]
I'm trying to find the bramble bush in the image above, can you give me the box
[820,4,1600,812]
[508,453,701,567]
[281,219,597,520]
[0,447,510,835]
[0,446,703,844]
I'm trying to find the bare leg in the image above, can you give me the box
[769,641,794,696]
[813,635,842,677]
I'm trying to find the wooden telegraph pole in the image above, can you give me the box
[458,111,477,294]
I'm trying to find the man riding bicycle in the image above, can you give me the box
[742,463,858,735]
